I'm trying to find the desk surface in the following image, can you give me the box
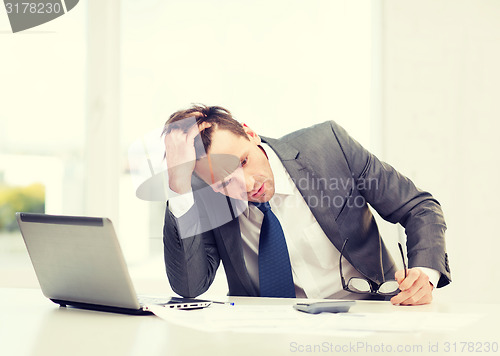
[1,288,498,356]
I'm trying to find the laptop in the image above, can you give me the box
[16,212,211,315]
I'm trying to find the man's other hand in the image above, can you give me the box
[390,268,433,306]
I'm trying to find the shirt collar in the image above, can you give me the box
[261,142,295,196]
[241,142,295,218]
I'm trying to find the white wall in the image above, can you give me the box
[120,0,374,145]
[382,0,500,303]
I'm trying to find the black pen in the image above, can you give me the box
[211,301,235,306]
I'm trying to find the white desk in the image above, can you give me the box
[1,288,499,356]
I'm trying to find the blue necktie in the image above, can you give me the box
[253,202,296,298]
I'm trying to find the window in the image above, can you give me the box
[0,6,86,287]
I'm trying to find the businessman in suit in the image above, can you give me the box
[162,105,451,306]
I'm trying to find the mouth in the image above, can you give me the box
[251,183,265,199]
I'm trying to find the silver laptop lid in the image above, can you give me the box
[16,213,141,310]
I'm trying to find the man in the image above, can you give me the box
[162,104,451,306]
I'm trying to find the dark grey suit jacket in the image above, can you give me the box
[163,121,451,298]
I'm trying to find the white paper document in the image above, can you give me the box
[147,303,482,336]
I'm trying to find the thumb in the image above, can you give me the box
[394,270,406,284]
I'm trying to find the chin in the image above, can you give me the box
[250,191,274,203]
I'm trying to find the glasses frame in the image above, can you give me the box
[339,238,408,296]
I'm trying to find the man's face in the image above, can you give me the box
[194,126,275,203]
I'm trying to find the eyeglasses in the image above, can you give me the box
[339,238,407,296]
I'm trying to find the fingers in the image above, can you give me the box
[165,121,212,149]
[198,121,212,132]
[391,282,433,306]
[186,121,212,142]
[185,124,200,142]
[398,268,424,291]
[391,268,433,306]
[394,269,405,284]
[167,122,207,140]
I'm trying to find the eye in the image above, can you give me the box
[241,156,248,167]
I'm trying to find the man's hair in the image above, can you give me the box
[163,104,249,159]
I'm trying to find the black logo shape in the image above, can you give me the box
[4,0,79,33]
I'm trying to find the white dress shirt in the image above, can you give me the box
[168,143,440,297]
[238,144,367,299]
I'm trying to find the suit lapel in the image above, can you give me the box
[263,136,386,284]
[262,137,344,252]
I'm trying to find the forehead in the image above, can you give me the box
[195,129,248,185]
[207,129,249,155]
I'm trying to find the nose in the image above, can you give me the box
[245,173,255,193]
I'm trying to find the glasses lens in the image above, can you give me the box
[378,280,400,295]
[348,278,371,293]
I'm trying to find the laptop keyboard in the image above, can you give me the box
[137,295,211,310]
[137,296,174,306]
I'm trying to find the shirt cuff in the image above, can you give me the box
[416,267,440,289]
[168,188,195,218]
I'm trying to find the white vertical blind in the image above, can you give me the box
[85,0,121,227]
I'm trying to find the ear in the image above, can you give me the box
[242,123,261,145]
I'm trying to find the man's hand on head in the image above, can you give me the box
[390,268,433,306]
[164,121,212,194]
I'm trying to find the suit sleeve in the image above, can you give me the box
[330,121,451,287]
[163,198,221,297]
